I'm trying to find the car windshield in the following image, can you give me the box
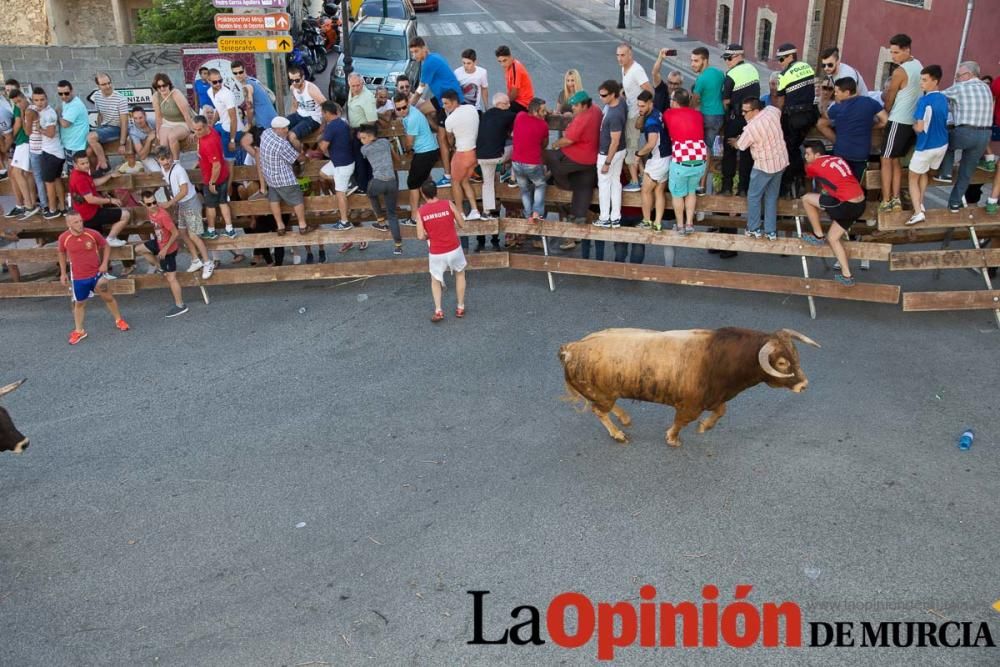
[351,32,407,61]
[361,1,409,19]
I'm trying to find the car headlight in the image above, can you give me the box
[386,71,403,85]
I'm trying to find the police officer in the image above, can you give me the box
[720,44,760,198]
[773,43,818,196]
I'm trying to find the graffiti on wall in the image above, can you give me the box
[125,48,182,78]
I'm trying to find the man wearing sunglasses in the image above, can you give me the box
[286,66,326,152]
[56,81,90,162]
[206,68,244,160]
[819,47,868,97]
[231,61,277,131]
[772,43,818,197]
[720,44,759,199]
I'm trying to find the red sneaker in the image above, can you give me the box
[339,242,353,253]
[455,306,465,318]
[68,330,88,345]
[431,310,444,323]
[115,318,130,332]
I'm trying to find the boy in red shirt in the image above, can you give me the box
[416,180,467,322]
[67,151,132,247]
[133,190,188,318]
[495,45,534,114]
[57,212,130,345]
[799,141,867,286]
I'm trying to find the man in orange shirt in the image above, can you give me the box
[495,45,534,114]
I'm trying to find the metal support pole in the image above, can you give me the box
[617,0,627,29]
[340,0,354,123]
[794,215,818,320]
[968,225,1000,328]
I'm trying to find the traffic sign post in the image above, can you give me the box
[217,36,293,53]
[214,13,291,31]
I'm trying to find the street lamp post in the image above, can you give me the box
[617,0,627,29]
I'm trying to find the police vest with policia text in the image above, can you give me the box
[778,60,818,115]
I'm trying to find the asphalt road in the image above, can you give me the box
[3,2,1000,666]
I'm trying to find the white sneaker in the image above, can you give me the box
[695,212,706,222]
[187,258,204,273]
[905,211,925,226]
[860,259,871,271]
[292,253,302,265]
[465,209,482,221]
[201,261,215,280]
[106,237,126,247]
[102,272,118,280]
[833,261,841,271]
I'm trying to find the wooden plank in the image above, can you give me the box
[0,245,135,262]
[864,168,991,190]
[508,254,901,304]
[859,226,1000,244]
[878,207,1000,231]
[500,218,891,261]
[890,248,1000,271]
[0,278,136,298]
[903,290,1000,311]
[132,253,509,289]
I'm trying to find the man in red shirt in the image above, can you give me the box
[799,140,867,286]
[511,98,550,224]
[416,180,467,322]
[495,45,534,114]
[133,190,188,318]
[67,151,131,247]
[57,211,130,345]
[193,115,235,240]
[545,90,601,246]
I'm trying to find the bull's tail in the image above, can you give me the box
[560,379,590,414]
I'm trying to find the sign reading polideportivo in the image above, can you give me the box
[467,587,997,660]
[214,13,291,31]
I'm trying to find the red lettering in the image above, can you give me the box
[596,602,637,660]
[658,602,699,647]
[762,602,802,647]
[547,592,595,649]
[701,584,719,647]
[639,585,656,647]
[720,585,760,648]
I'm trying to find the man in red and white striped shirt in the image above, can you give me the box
[733,98,788,239]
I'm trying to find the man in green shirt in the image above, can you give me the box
[691,46,725,194]
[346,73,378,194]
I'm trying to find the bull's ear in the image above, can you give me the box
[0,379,25,398]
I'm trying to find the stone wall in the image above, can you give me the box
[0,0,51,46]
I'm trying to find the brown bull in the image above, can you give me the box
[0,379,29,454]
[559,328,820,446]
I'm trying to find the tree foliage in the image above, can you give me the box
[135,0,223,44]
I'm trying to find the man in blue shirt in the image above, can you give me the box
[56,80,90,160]
[408,36,459,186]
[194,67,214,115]
[906,65,950,225]
[819,77,887,183]
[317,101,355,231]
[397,92,440,225]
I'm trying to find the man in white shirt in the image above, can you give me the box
[616,43,653,192]
[207,68,245,159]
[32,88,66,220]
[454,48,490,111]
[442,90,482,223]
[819,47,868,96]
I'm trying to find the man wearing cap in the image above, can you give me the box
[720,44,760,198]
[545,90,602,233]
[773,43,818,196]
[258,116,314,235]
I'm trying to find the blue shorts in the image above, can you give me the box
[71,275,102,302]
[214,124,245,161]
[992,124,1000,143]
[94,125,121,143]
[668,160,707,197]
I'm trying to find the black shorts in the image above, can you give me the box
[407,150,438,190]
[819,193,866,228]
[40,151,65,183]
[83,207,124,232]
[846,159,868,186]
[144,239,177,272]
[430,97,447,126]
[881,121,916,159]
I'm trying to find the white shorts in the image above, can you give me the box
[644,156,671,183]
[428,246,467,284]
[11,143,30,171]
[908,145,947,174]
[321,161,355,192]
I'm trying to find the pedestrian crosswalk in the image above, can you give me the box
[416,18,604,38]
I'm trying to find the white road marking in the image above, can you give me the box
[521,39,619,44]
[416,23,430,37]
[546,20,571,32]
[514,20,547,33]
[431,22,462,36]
[436,11,488,15]
[465,21,496,34]
[573,18,604,32]
[493,21,515,33]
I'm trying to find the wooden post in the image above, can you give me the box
[968,225,1000,328]
[794,216,818,320]
[272,54,287,115]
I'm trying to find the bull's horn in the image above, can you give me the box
[758,341,794,379]
[0,378,25,398]
[780,329,821,349]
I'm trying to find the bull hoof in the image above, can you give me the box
[617,414,632,427]
[612,432,629,444]
[666,435,682,448]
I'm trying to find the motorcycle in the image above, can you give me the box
[300,17,329,75]
[286,43,315,82]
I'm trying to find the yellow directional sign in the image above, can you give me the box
[216,36,292,53]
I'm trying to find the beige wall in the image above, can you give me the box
[0,0,151,46]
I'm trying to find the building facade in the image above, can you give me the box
[0,0,154,47]
[687,0,999,87]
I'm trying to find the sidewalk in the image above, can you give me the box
[543,0,773,83]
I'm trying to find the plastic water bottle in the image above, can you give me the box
[298,307,307,314]
[958,429,974,451]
